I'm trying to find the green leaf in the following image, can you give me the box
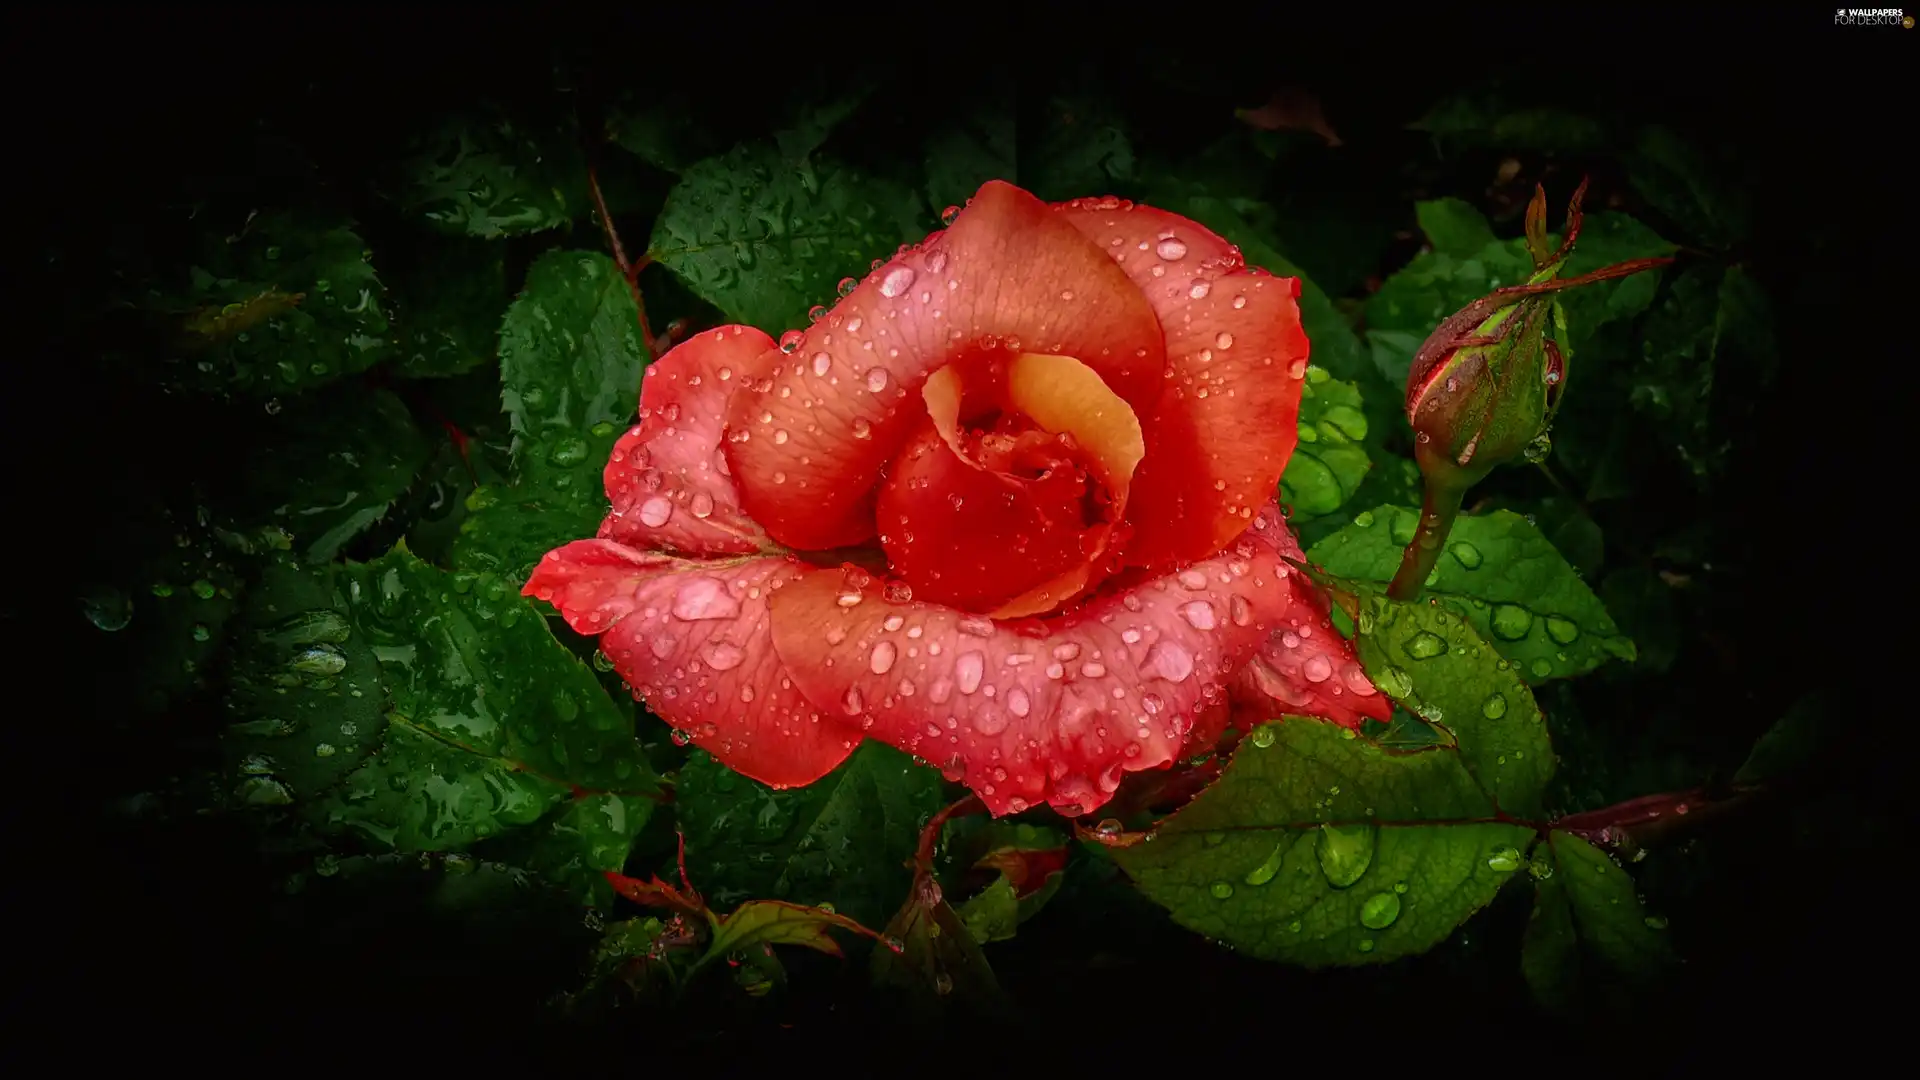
[1735,694,1831,786]
[1113,720,1534,967]
[1521,832,1675,1008]
[1626,124,1750,247]
[500,249,649,476]
[1281,367,1372,519]
[649,142,929,333]
[1411,97,1611,153]
[157,209,391,396]
[387,237,508,378]
[923,92,1014,213]
[1416,198,1499,258]
[1556,212,1676,339]
[218,386,432,564]
[449,249,651,576]
[957,876,1021,944]
[1026,95,1135,202]
[872,878,1007,1015]
[1309,506,1636,683]
[704,900,877,963]
[675,742,942,929]
[607,92,719,174]
[224,558,387,804]
[1351,593,1555,815]
[1365,238,1535,386]
[394,108,585,239]
[501,791,656,906]
[307,547,656,855]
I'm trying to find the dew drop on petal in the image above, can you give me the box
[1156,237,1188,260]
[869,640,898,675]
[811,352,832,377]
[638,496,673,528]
[1181,600,1217,631]
[879,265,916,298]
[703,643,746,671]
[1006,688,1031,718]
[1302,655,1334,683]
[865,368,891,393]
[956,651,985,694]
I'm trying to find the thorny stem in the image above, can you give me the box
[1388,475,1466,602]
[587,165,657,352]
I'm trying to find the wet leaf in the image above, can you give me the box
[1365,208,1536,387]
[1280,368,1372,519]
[393,106,585,239]
[1114,720,1535,967]
[1626,124,1750,248]
[1521,832,1676,1011]
[872,874,1007,1017]
[387,237,508,379]
[1416,197,1500,258]
[149,208,391,396]
[216,386,432,564]
[649,142,929,333]
[454,250,649,576]
[1352,593,1556,815]
[1309,506,1636,683]
[703,899,879,962]
[675,743,943,929]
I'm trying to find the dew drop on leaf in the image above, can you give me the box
[1487,845,1522,872]
[1315,823,1375,888]
[1489,604,1533,640]
[1250,726,1276,749]
[1208,880,1234,899]
[1358,891,1401,929]
[1405,631,1446,660]
[1449,541,1482,569]
[1482,693,1508,719]
[1544,615,1580,644]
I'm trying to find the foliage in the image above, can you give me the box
[59,38,1832,1045]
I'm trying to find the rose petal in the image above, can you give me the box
[767,502,1314,817]
[602,326,776,556]
[1053,200,1311,571]
[1228,586,1393,731]
[524,539,859,788]
[725,180,1168,552]
[875,419,1102,615]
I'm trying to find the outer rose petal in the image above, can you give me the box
[724,180,1168,551]
[523,539,859,788]
[601,326,776,556]
[1054,200,1311,571]
[767,503,1316,817]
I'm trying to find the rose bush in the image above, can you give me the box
[524,180,1389,817]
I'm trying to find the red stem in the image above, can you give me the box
[587,165,657,352]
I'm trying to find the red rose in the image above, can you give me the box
[525,181,1389,817]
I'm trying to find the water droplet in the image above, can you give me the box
[1156,237,1188,261]
[671,577,741,621]
[1006,688,1031,717]
[807,304,828,323]
[548,436,590,468]
[1643,915,1669,930]
[1243,840,1285,885]
[1529,658,1552,678]
[869,640,898,675]
[1356,939,1376,953]
[1489,604,1533,641]
[1487,845,1522,872]
[1181,600,1217,630]
[879,265,916,298]
[1449,542,1482,569]
[80,585,133,632]
[638,496,673,527]
[838,276,859,296]
[291,644,347,677]
[1250,726,1276,748]
[1523,432,1552,463]
[1352,510,1375,527]
[851,417,872,439]
[1359,891,1401,929]
[941,205,962,225]
[1482,693,1508,719]
[691,492,715,518]
[865,368,891,393]
[190,579,218,600]
[1365,667,1409,702]
[956,651,985,694]
[1316,823,1375,888]
[1141,641,1193,682]
[1405,631,1446,660]
[1302,655,1333,682]
[704,643,746,671]
[934,972,954,995]
[1208,880,1234,899]
[811,351,831,376]
[192,623,211,642]
[1544,616,1580,644]
[1214,331,1234,349]
[778,330,804,353]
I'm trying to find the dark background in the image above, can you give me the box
[10,6,1900,1061]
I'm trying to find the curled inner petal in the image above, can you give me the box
[881,352,1143,617]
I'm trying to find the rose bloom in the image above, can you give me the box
[525,181,1389,817]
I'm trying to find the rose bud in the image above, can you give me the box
[1388,180,1672,601]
